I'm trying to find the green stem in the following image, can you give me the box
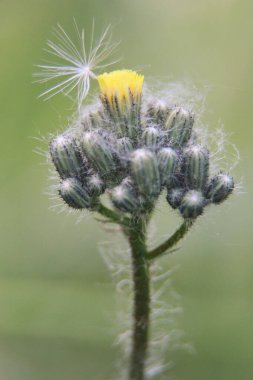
[127,217,150,380]
[97,206,193,379]
[96,203,130,227]
[147,219,194,260]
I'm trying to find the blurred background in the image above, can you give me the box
[0,0,252,379]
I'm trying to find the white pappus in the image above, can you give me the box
[34,22,119,109]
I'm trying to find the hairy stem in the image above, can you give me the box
[126,218,150,380]
[97,203,130,226]
[98,207,193,379]
[147,219,194,260]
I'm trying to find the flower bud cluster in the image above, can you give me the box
[49,71,234,219]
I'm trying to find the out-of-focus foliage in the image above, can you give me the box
[0,0,252,379]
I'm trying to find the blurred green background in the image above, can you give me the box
[0,0,252,379]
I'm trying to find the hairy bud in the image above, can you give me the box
[86,174,105,197]
[164,107,194,148]
[50,134,84,179]
[183,145,209,190]
[146,101,171,126]
[157,147,178,186]
[141,127,161,151]
[81,108,108,130]
[59,178,92,209]
[116,137,134,167]
[179,190,205,219]
[166,187,185,209]
[80,132,116,177]
[130,149,161,199]
[207,172,234,204]
[110,178,143,213]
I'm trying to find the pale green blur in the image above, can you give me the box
[0,0,252,379]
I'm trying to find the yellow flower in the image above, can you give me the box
[97,70,144,115]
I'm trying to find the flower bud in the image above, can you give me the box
[157,147,178,186]
[141,127,161,151]
[111,179,142,213]
[116,137,134,167]
[183,145,209,190]
[86,174,105,197]
[80,132,116,177]
[59,178,92,209]
[207,172,234,204]
[179,190,205,219]
[50,134,84,179]
[164,107,194,148]
[81,108,107,130]
[146,101,170,126]
[166,187,185,209]
[130,149,161,198]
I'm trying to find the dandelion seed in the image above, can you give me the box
[34,22,119,108]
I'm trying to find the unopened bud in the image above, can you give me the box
[130,149,161,198]
[80,132,116,177]
[111,179,142,213]
[116,137,134,167]
[81,108,107,130]
[207,172,234,204]
[59,178,91,209]
[50,134,84,179]
[166,187,185,209]
[165,107,194,148]
[184,145,209,190]
[146,101,170,126]
[157,147,178,186]
[141,127,161,151]
[86,174,105,197]
[179,190,205,219]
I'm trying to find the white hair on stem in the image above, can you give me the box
[34,21,120,109]
[99,237,189,380]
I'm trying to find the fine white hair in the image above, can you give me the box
[34,21,119,109]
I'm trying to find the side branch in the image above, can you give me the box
[96,203,130,227]
[147,219,194,260]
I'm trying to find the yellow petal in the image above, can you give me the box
[97,69,144,107]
